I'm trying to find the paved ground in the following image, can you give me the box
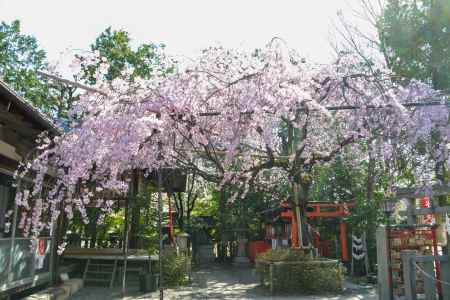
[70,264,378,300]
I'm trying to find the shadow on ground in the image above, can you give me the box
[70,264,378,300]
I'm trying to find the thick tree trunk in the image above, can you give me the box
[291,178,312,249]
[217,188,226,262]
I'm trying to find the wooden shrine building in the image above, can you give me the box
[0,80,60,295]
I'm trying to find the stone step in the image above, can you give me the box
[88,263,115,268]
[84,277,111,283]
[23,278,83,300]
[86,270,113,275]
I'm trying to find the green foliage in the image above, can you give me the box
[80,27,175,84]
[160,253,190,287]
[311,155,364,202]
[256,249,343,295]
[0,22,175,122]
[0,20,49,109]
[191,188,219,217]
[231,189,277,241]
[97,211,124,240]
[379,0,450,89]
[188,188,219,240]
[0,20,80,123]
[256,248,311,262]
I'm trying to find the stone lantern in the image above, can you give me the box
[233,229,250,265]
[175,232,191,281]
[176,232,190,254]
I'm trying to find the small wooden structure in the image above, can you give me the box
[60,168,186,295]
[377,186,450,300]
[0,80,60,295]
[63,248,158,288]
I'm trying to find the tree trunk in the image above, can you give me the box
[291,178,312,249]
[217,188,226,262]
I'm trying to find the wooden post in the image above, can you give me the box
[7,179,20,284]
[339,222,348,262]
[376,226,392,300]
[443,214,450,300]
[291,207,299,248]
[423,261,437,300]
[441,259,450,300]
[269,263,274,295]
[49,219,57,285]
[401,250,417,300]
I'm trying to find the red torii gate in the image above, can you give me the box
[272,201,355,262]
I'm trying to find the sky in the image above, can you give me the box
[0,0,373,65]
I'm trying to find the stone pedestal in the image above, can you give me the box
[233,238,250,265]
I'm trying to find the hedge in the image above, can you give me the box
[256,249,343,295]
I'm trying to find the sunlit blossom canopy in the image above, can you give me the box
[12,41,448,242]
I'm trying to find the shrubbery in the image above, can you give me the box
[161,253,190,287]
[256,248,311,262]
[256,249,343,295]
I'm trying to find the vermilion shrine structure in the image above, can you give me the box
[252,201,355,262]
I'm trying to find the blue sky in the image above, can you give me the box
[1,0,373,64]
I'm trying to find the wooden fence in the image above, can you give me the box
[401,250,450,300]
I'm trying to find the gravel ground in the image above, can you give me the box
[70,264,378,300]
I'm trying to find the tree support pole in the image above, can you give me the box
[121,182,130,296]
[157,168,164,300]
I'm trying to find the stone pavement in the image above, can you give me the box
[70,264,378,300]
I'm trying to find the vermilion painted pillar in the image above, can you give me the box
[339,222,349,262]
[291,213,299,248]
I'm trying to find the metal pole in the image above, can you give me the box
[157,168,164,300]
[122,181,131,296]
[7,178,22,284]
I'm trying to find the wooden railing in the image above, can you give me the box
[401,250,450,300]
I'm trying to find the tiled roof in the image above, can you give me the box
[0,80,60,134]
